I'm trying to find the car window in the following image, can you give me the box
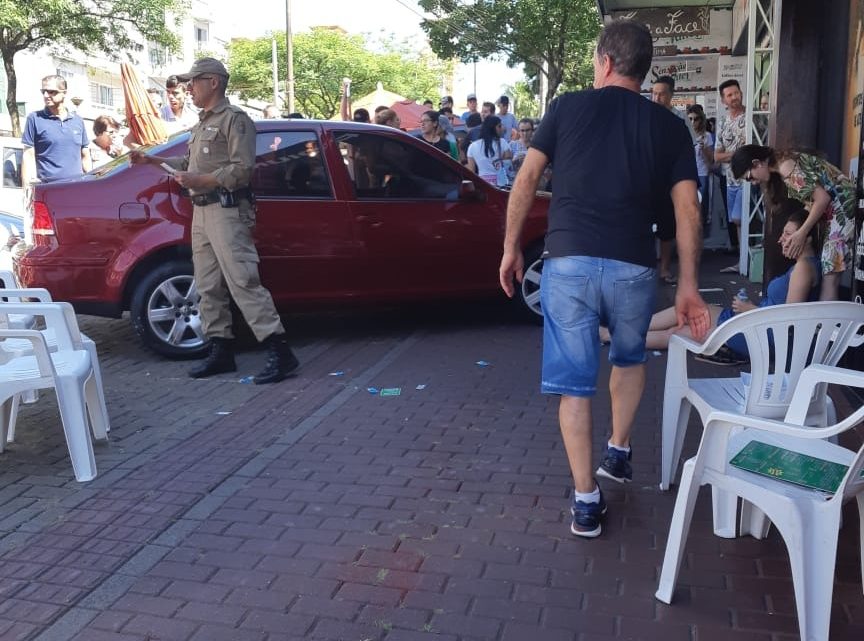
[2,147,22,189]
[253,131,332,199]
[334,132,461,200]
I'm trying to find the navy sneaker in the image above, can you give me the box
[570,488,607,538]
[596,445,632,484]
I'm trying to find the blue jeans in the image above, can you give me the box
[540,256,657,397]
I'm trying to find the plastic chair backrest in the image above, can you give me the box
[701,302,864,418]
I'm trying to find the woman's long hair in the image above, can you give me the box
[479,116,502,158]
[731,144,787,206]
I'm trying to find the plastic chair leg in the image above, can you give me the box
[857,495,864,596]
[83,339,109,434]
[54,377,97,482]
[0,396,12,451]
[655,458,701,604]
[784,513,839,641]
[84,375,108,441]
[5,394,19,443]
[739,500,772,539]
[711,488,739,538]
[660,394,691,490]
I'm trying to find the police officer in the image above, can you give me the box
[130,57,298,384]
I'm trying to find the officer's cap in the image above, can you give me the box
[176,57,229,82]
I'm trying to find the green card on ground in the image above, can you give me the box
[380,388,401,396]
[729,440,850,494]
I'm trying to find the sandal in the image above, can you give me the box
[719,265,739,274]
[694,345,748,366]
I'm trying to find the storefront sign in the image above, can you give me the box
[612,7,710,38]
[641,55,720,93]
[613,8,734,56]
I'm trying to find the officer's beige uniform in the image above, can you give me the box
[170,97,284,341]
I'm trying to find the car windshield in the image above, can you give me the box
[89,130,191,178]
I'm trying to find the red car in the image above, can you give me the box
[18,121,548,358]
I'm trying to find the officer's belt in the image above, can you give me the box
[189,187,252,207]
[190,191,221,206]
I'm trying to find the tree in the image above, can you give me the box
[0,0,183,136]
[417,0,601,107]
[228,28,451,120]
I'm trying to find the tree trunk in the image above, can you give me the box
[2,48,21,137]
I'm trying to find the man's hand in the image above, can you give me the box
[128,150,151,165]
[675,285,710,342]
[499,247,524,298]
[174,171,219,191]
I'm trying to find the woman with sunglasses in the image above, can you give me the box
[686,105,713,228]
[731,144,855,300]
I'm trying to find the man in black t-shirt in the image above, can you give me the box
[498,20,709,538]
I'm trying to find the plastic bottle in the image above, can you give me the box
[736,287,749,302]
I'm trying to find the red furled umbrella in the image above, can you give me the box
[121,62,168,146]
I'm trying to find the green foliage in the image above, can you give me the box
[0,0,185,135]
[227,28,452,120]
[417,0,601,105]
[506,80,540,118]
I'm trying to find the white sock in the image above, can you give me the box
[608,441,630,454]
[573,485,600,504]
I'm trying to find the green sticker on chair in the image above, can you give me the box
[729,440,852,494]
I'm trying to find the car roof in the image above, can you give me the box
[253,119,420,135]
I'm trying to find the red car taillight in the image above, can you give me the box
[32,201,55,236]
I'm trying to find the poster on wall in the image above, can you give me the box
[641,55,719,92]
[844,0,864,179]
[612,7,733,55]
[717,55,747,89]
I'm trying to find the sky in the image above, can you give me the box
[210,0,523,107]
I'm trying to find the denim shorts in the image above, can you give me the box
[540,256,657,397]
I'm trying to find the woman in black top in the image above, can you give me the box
[416,110,451,155]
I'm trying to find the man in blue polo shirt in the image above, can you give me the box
[21,75,90,185]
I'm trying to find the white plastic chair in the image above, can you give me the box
[0,270,38,330]
[660,302,864,536]
[0,302,108,482]
[656,364,864,641]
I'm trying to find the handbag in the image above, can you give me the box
[495,139,509,187]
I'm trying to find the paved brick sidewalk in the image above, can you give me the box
[0,251,862,640]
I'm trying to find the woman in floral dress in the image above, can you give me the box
[732,144,855,300]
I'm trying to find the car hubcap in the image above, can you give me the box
[521,257,543,316]
[146,275,205,349]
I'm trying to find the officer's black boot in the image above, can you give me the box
[188,337,237,379]
[253,333,299,385]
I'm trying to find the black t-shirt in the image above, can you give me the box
[531,87,697,268]
[415,134,451,155]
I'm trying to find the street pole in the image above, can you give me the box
[285,0,295,113]
[271,39,279,107]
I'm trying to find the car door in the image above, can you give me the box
[251,130,360,305]
[333,130,504,297]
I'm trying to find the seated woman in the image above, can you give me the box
[731,144,855,301]
[604,201,820,353]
